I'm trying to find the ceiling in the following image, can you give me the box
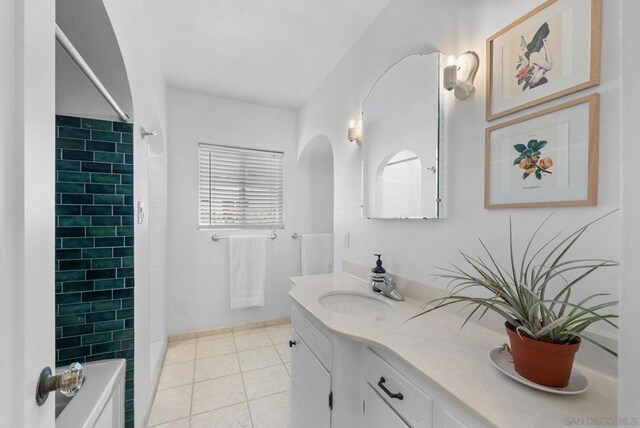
[142,0,390,109]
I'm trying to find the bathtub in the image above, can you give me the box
[56,359,126,428]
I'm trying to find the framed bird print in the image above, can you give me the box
[486,0,601,121]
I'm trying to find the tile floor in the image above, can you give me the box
[147,323,293,428]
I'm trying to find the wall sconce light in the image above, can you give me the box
[347,119,362,144]
[443,51,479,100]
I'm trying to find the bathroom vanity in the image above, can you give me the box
[289,273,617,428]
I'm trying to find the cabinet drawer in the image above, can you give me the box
[363,348,433,428]
[291,305,332,370]
[363,384,411,428]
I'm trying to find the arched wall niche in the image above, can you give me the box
[298,134,335,234]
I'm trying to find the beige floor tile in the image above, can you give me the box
[148,417,190,428]
[265,326,291,345]
[238,346,282,372]
[284,362,292,376]
[190,402,252,428]
[158,360,194,390]
[242,364,290,400]
[196,336,236,359]
[147,384,192,426]
[195,353,240,382]
[191,373,246,415]
[248,390,291,428]
[234,331,273,351]
[274,343,291,364]
[165,339,197,364]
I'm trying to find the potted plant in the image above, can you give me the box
[415,213,618,388]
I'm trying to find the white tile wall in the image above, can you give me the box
[149,155,167,382]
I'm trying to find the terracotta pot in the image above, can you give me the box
[505,322,580,388]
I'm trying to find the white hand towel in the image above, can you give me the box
[301,234,333,276]
[230,235,267,309]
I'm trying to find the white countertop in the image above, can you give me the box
[289,273,617,428]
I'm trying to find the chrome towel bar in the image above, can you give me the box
[211,232,278,242]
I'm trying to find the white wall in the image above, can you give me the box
[299,0,622,373]
[148,156,166,345]
[0,0,14,420]
[618,0,640,418]
[166,88,311,334]
[148,154,166,384]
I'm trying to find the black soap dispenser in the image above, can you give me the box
[370,254,387,293]
[372,254,386,274]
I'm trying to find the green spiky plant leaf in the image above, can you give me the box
[413,212,619,356]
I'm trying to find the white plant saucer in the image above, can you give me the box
[489,346,589,395]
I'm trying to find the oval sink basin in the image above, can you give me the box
[318,291,394,317]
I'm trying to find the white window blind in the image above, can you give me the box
[198,143,284,229]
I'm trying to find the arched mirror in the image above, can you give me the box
[362,52,444,219]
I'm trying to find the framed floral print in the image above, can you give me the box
[485,94,599,209]
[486,0,601,121]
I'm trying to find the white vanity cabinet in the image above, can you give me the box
[291,306,333,428]
[291,329,331,428]
[291,303,481,428]
[290,273,618,427]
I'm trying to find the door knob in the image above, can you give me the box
[36,362,84,406]
[289,340,296,348]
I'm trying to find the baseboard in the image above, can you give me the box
[144,339,167,427]
[167,316,291,342]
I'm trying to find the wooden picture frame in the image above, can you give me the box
[486,0,601,121]
[485,93,599,209]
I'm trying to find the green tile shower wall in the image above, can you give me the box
[55,115,135,427]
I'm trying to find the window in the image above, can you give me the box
[198,143,284,229]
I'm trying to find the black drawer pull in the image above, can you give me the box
[377,377,403,400]
[289,340,296,348]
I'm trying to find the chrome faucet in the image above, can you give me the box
[370,254,404,301]
[371,273,405,301]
